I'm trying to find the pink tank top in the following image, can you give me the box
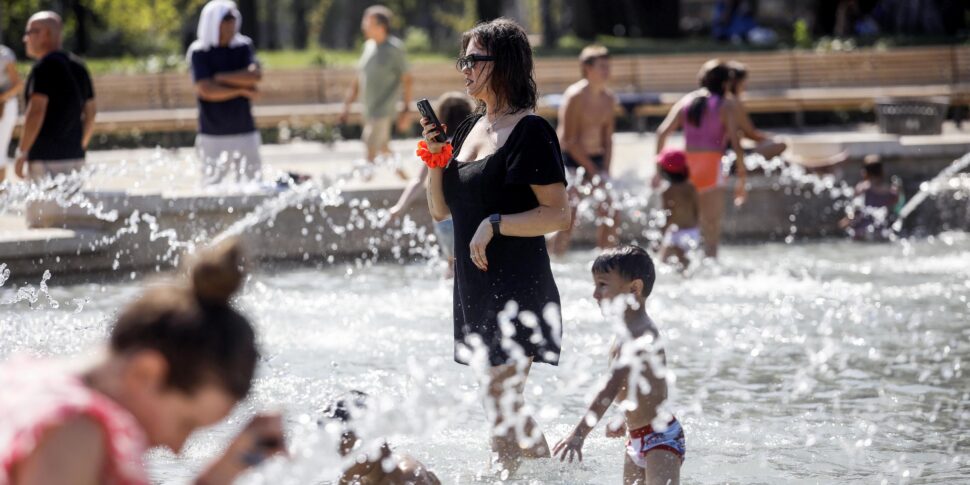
[0,359,149,485]
[682,94,726,151]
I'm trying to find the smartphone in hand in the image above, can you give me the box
[417,98,447,143]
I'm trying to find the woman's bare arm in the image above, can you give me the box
[734,99,767,143]
[497,183,571,236]
[426,167,451,222]
[468,183,569,271]
[655,97,686,155]
[0,63,23,103]
[723,99,748,204]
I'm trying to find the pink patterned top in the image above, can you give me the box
[681,94,726,151]
[0,359,149,485]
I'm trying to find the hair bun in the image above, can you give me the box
[190,237,245,304]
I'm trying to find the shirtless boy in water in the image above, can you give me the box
[554,246,685,485]
[550,45,619,255]
[323,390,441,485]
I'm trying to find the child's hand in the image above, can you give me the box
[199,414,286,485]
[230,413,286,466]
[552,432,586,463]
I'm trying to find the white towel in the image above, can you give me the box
[192,0,247,51]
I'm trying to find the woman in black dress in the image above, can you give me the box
[421,19,571,475]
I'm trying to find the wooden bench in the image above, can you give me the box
[15,45,969,136]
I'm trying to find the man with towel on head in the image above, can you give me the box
[188,0,263,186]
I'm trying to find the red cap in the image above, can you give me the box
[658,149,687,175]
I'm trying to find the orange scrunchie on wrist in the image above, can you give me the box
[416,140,453,169]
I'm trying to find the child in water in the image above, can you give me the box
[840,154,904,241]
[0,238,285,485]
[553,246,684,485]
[656,149,700,270]
[322,390,441,485]
[388,91,474,277]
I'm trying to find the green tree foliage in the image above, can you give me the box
[309,0,475,51]
[1,0,208,57]
[0,0,490,59]
[86,0,208,54]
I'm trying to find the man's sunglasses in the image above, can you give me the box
[456,54,495,71]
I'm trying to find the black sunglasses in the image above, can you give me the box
[456,54,495,71]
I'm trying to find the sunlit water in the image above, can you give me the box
[2,234,968,484]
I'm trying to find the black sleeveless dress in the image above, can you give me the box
[443,114,567,367]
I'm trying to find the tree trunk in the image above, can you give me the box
[238,0,259,45]
[293,0,308,49]
[72,0,89,54]
[541,0,558,48]
[477,0,503,22]
[637,0,680,38]
[570,0,596,39]
[265,0,278,49]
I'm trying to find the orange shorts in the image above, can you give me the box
[686,151,724,191]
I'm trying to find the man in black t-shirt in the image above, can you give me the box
[14,11,96,183]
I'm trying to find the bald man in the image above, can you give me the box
[15,11,96,198]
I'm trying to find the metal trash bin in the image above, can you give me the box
[875,97,948,135]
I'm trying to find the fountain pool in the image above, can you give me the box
[2,234,968,484]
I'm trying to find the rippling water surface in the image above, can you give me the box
[2,235,968,484]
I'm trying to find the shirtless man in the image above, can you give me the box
[550,45,619,255]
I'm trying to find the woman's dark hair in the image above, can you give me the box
[461,18,538,114]
[726,60,747,95]
[110,238,258,400]
[660,168,689,184]
[687,59,731,127]
[591,245,656,299]
[436,91,475,140]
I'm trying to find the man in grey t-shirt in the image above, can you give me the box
[339,5,412,169]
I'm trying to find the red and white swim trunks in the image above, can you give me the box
[626,418,686,469]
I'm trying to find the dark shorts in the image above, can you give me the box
[563,153,605,172]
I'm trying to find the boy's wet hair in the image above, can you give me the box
[110,238,258,400]
[864,154,884,178]
[592,245,656,298]
[323,390,370,423]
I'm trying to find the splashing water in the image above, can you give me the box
[892,152,970,232]
[3,142,970,483]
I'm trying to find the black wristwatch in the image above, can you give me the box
[489,213,502,236]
